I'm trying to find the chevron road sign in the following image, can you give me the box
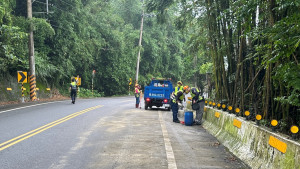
[18,71,27,83]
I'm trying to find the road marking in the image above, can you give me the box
[0,101,66,114]
[0,105,103,151]
[159,111,177,169]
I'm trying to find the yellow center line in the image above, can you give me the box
[0,105,103,151]
[0,107,94,147]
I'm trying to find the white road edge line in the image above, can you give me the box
[0,101,66,114]
[159,111,177,169]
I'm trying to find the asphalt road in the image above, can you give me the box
[0,97,248,169]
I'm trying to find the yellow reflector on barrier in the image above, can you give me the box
[209,101,212,105]
[205,100,208,104]
[46,88,51,91]
[271,120,278,127]
[269,136,287,153]
[212,102,216,106]
[222,104,226,109]
[245,111,250,116]
[256,115,262,120]
[228,106,233,111]
[7,88,12,91]
[215,112,220,118]
[291,126,299,134]
[233,119,242,128]
[235,108,240,113]
[217,103,221,107]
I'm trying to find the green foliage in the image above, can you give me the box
[273,63,300,106]
[79,88,103,98]
[0,3,28,73]
[146,0,300,133]
[200,62,213,74]
[1,0,186,98]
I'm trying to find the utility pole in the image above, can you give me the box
[27,0,37,101]
[46,0,49,15]
[135,0,144,84]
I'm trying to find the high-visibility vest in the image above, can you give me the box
[135,88,140,97]
[173,88,184,103]
[190,87,199,98]
[190,87,203,101]
[174,86,183,93]
[71,82,77,90]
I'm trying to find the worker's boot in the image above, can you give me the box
[136,104,138,108]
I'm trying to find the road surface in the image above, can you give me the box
[0,97,248,169]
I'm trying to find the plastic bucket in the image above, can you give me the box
[184,111,193,126]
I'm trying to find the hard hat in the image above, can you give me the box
[183,86,189,90]
[177,81,183,85]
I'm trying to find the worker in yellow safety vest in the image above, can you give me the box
[69,75,79,104]
[135,84,141,108]
[174,81,183,93]
[184,86,205,125]
[171,85,185,123]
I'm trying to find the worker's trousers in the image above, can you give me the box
[195,101,205,124]
[171,102,179,122]
[71,90,77,102]
[135,96,140,104]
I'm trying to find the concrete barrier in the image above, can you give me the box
[202,106,300,169]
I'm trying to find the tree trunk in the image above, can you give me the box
[263,0,276,119]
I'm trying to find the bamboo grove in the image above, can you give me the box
[147,0,300,131]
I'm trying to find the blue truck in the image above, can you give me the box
[143,78,173,110]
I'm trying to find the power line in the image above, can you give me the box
[32,0,53,14]
[50,5,82,21]
[33,0,78,19]
[58,0,76,9]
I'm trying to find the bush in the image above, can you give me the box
[78,88,103,98]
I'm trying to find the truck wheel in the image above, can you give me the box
[167,107,171,111]
[145,104,148,110]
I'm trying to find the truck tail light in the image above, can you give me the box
[146,98,150,102]
[164,99,168,103]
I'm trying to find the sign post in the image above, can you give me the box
[21,83,24,103]
[18,71,28,103]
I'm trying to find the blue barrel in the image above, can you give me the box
[185,111,193,126]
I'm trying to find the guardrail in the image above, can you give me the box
[202,106,300,169]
